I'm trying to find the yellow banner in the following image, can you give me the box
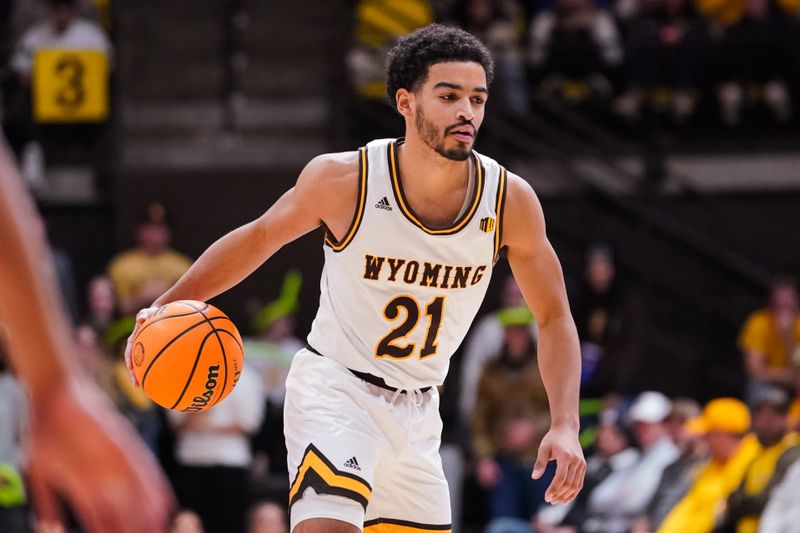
[33,49,109,123]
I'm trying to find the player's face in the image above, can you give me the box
[413,62,488,161]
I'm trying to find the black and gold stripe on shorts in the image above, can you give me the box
[325,147,368,252]
[364,517,452,532]
[289,444,372,510]
[493,166,508,264]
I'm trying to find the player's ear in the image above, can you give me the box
[396,89,413,118]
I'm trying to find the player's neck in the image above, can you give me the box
[396,136,470,198]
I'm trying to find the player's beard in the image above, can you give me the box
[415,104,473,161]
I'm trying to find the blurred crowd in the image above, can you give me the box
[2,201,799,533]
[348,0,800,128]
[442,245,800,533]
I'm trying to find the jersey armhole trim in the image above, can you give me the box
[324,147,368,252]
[493,166,508,264]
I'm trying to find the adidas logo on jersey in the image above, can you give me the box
[479,217,496,232]
[375,197,392,211]
[343,456,361,471]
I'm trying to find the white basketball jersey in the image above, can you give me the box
[307,138,508,389]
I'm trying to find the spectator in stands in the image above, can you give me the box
[739,278,800,393]
[75,322,109,385]
[570,392,679,533]
[720,383,800,533]
[84,274,136,350]
[167,368,264,533]
[571,244,642,397]
[789,397,800,431]
[108,203,192,315]
[0,332,28,533]
[461,275,535,422]
[536,407,640,533]
[528,0,623,104]
[712,0,795,125]
[616,0,710,123]
[656,398,761,533]
[10,0,110,79]
[247,500,288,533]
[758,457,800,533]
[85,274,116,330]
[631,398,706,533]
[450,0,529,113]
[472,307,552,533]
[8,0,111,185]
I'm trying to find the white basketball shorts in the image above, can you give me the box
[284,348,452,532]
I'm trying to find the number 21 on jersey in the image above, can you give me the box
[376,295,445,360]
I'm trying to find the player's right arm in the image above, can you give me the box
[150,151,359,306]
[124,151,361,382]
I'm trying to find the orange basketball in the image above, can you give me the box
[131,300,244,412]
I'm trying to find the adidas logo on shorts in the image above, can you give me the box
[375,197,392,211]
[343,456,361,471]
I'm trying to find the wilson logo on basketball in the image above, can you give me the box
[133,342,145,367]
[184,364,220,412]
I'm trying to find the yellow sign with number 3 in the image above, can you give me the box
[33,49,109,123]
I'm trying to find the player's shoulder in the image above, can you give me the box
[295,151,364,215]
[301,150,361,185]
[497,167,538,212]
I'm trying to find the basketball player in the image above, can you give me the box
[0,139,175,532]
[127,24,585,533]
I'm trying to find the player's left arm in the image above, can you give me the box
[502,173,586,504]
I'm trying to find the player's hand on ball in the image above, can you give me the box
[532,425,585,504]
[124,306,159,386]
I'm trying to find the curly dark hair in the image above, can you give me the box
[385,24,495,110]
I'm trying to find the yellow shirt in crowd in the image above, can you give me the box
[736,433,800,533]
[108,249,192,301]
[738,310,800,370]
[657,434,761,533]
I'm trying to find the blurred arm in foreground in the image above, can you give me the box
[0,138,174,533]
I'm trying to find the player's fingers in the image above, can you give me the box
[133,460,176,532]
[552,460,583,504]
[116,435,175,532]
[123,345,138,387]
[26,463,63,527]
[532,441,552,479]
[136,306,159,323]
[124,327,141,386]
[544,460,571,504]
[554,454,587,504]
[69,478,135,533]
